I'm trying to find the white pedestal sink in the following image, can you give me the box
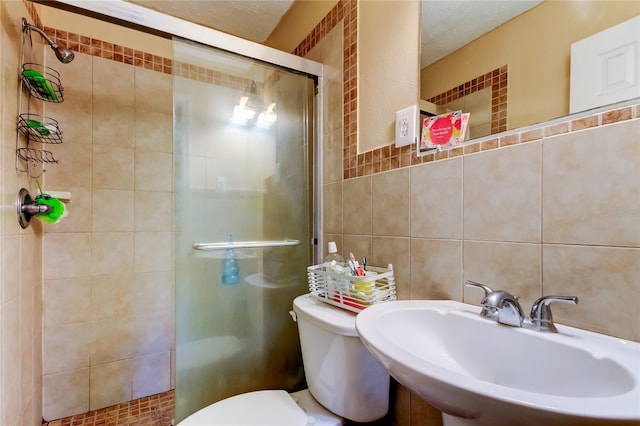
[355,300,640,426]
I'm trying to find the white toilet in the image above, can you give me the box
[178,294,390,425]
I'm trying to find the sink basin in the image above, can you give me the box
[355,300,640,426]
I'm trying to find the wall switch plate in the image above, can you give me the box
[395,105,418,148]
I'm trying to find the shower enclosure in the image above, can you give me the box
[25,1,321,421]
[172,38,318,422]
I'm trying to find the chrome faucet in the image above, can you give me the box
[526,295,579,333]
[485,290,526,327]
[464,280,497,320]
[465,280,578,332]
[465,281,525,327]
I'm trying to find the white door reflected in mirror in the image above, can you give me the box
[570,16,640,113]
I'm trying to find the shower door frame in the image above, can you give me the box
[48,0,325,262]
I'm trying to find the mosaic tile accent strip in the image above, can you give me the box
[172,60,260,92]
[22,0,174,76]
[348,65,510,178]
[426,65,508,136]
[43,26,174,74]
[292,1,346,57]
[39,26,271,93]
[342,0,358,180]
[292,0,361,180]
[42,390,174,426]
[38,25,260,91]
[24,0,42,28]
[25,0,284,92]
[350,104,639,176]
[424,103,640,162]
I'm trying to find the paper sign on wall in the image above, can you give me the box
[418,111,470,155]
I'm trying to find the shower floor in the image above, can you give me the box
[42,390,174,426]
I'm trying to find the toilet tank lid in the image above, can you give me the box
[293,294,358,337]
[177,390,308,425]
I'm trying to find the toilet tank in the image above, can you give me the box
[292,294,389,422]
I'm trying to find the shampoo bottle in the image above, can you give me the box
[221,233,240,285]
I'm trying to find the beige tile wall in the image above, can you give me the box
[40,51,174,420]
[1,2,45,425]
[325,116,639,342]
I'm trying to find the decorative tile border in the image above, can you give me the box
[34,18,260,91]
[28,4,262,90]
[172,61,261,92]
[435,103,640,160]
[427,65,508,136]
[23,0,42,28]
[44,25,174,74]
[24,0,175,75]
[42,23,267,93]
[42,390,174,426]
[292,0,359,180]
[292,1,346,56]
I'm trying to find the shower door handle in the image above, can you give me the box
[193,239,300,250]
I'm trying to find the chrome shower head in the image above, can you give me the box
[50,43,75,64]
[21,18,75,64]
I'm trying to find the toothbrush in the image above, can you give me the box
[347,258,357,275]
[349,252,364,276]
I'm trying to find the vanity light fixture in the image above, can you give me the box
[229,81,277,129]
[256,102,277,129]
[230,96,257,126]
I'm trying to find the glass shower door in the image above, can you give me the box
[173,38,315,422]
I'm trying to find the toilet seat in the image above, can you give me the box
[178,390,309,425]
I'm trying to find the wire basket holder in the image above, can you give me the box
[307,264,396,313]
[15,20,66,179]
[21,63,64,103]
[17,113,63,144]
[16,146,58,170]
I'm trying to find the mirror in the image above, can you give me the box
[420,1,640,141]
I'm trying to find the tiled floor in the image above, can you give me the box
[42,390,174,426]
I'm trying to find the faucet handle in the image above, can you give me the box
[528,295,579,333]
[464,280,496,320]
[464,280,494,296]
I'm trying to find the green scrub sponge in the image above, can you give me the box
[35,194,67,223]
[23,69,58,101]
[26,119,52,136]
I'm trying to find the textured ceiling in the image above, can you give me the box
[128,0,542,67]
[421,0,543,68]
[128,0,295,43]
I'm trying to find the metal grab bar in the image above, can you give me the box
[193,240,300,250]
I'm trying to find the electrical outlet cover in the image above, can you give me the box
[395,105,418,148]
